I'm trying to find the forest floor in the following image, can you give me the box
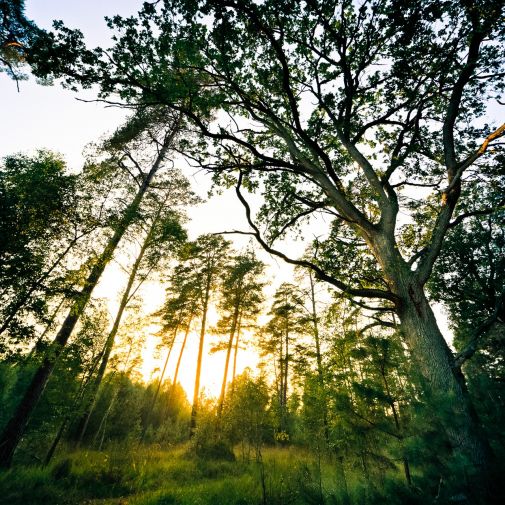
[0,444,412,505]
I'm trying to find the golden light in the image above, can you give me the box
[140,306,261,401]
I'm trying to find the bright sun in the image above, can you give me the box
[140,310,261,401]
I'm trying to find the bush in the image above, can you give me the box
[194,439,236,462]
[50,457,72,480]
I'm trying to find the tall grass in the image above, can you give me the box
[0,444,424,505]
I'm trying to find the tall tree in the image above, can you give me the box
[159,262,201,408]
[0,151,79,345]
[75,185,189,444]
[260,282,306,434]
[293,266,332,450]
[213,249,265,417]
[0,149,116,348]
[186,234,231,436]
[0,107,182,467]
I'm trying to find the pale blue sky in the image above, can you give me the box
[0,1,139,168]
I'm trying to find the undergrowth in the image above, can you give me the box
[0,444,423,505]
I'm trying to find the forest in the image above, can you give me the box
[0,0,504,504]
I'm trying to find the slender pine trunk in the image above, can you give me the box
[190,274,211,438]
[217,302,240,418]
[379,359,412,487]
[278,335,285,432]
[141,329,177,440]
[171,317,193,397]
[74,194,168,445]
[93,343,134,449]
[308,271,331,445]
[230,313,242,397]
[281,321,289,431]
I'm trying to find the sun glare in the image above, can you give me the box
[140,312,261,401]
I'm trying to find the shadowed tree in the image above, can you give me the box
[0,149,120,348]
[0,152,81,343]
[0,107,183,467]
[429,190,505,457]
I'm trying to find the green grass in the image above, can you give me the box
[0,444,420,505]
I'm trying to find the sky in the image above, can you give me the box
[0,0,458,399]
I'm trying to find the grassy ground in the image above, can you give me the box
[0,444,414,505]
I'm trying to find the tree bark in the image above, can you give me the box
[190,272,211,438]
[217,302,240,418]
[170,317,192,399]
[394,276,494,500]
[0,139,171,468]
[353,218,497,499]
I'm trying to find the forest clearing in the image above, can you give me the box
[0,0,504,504]
[0,444,413,505]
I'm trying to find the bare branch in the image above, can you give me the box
[454,291,504,368]
[234,171,397,302]
[449,200,505,228]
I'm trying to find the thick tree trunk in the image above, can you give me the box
[364,227,497,499]
[0,142,170,468]
[395,279,495,500]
